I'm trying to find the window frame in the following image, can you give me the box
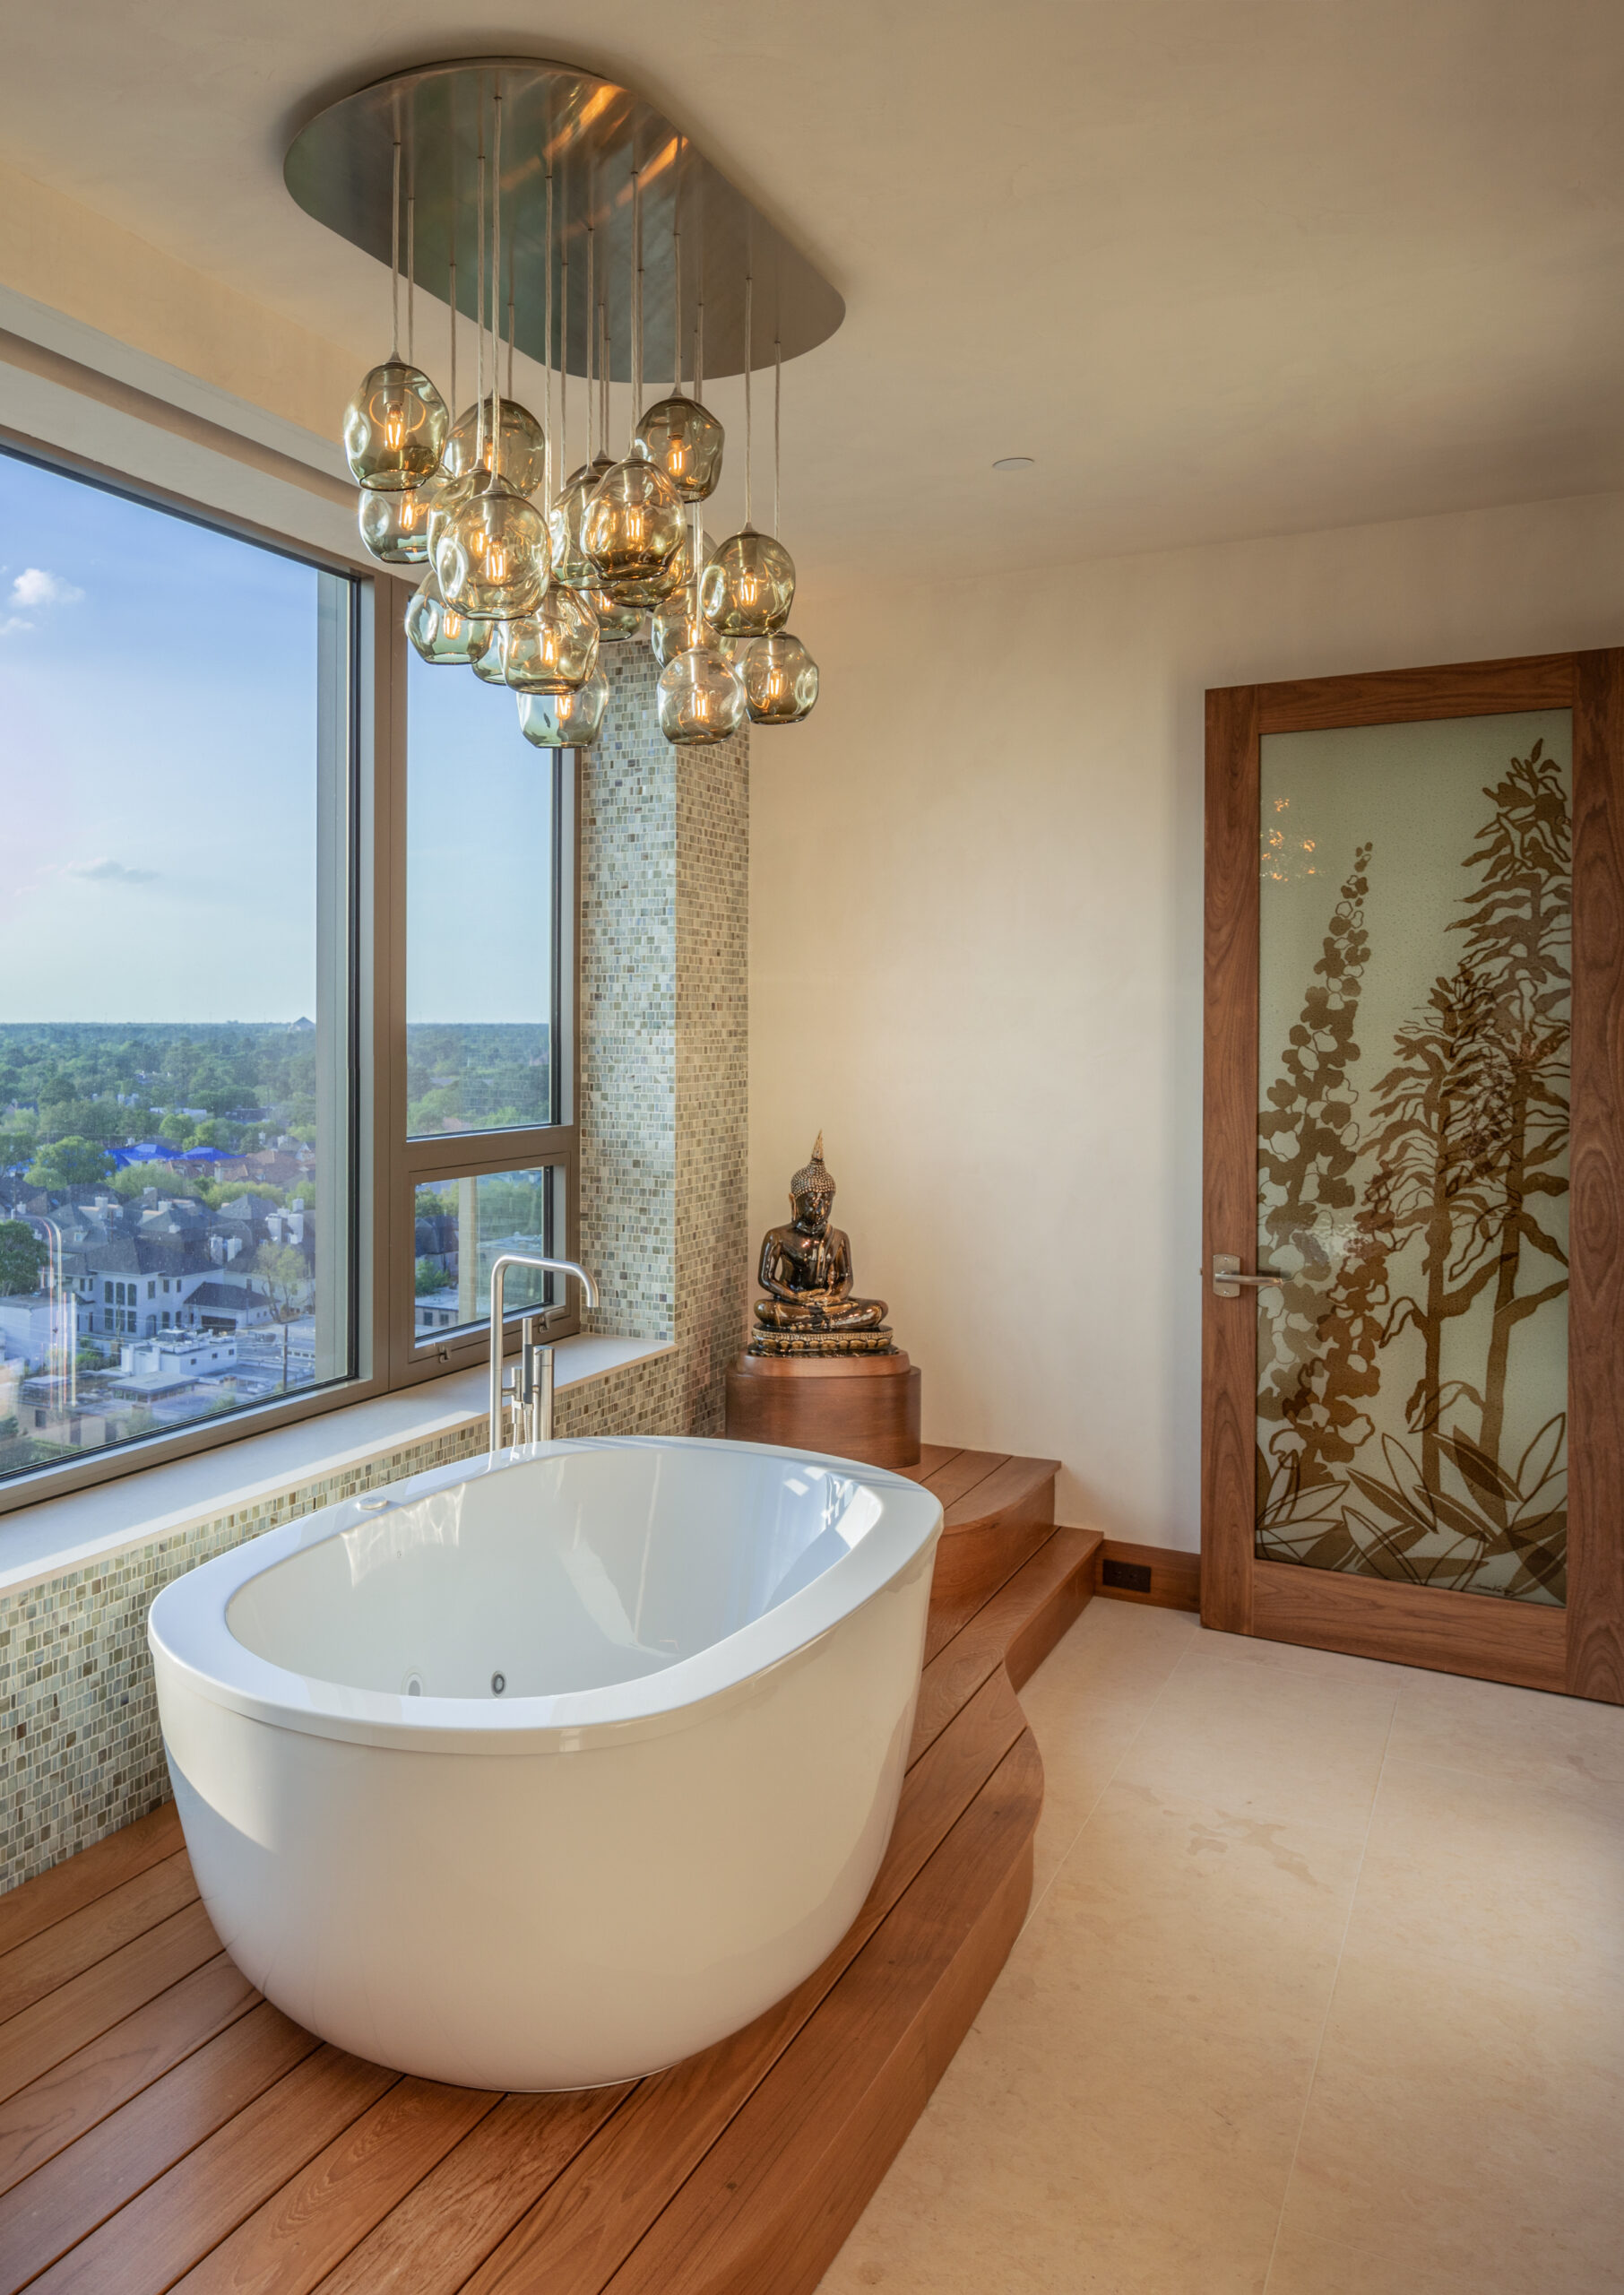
[0,439,582,1518]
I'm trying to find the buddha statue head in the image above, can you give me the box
[790,1134,836,1233]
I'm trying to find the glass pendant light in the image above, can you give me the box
[650,579,711,667]
[649,517,724,663]
[518,667,609,748]
[635,149,724,500]
[405,569,494,666]
[344,140,449,490]
[657,645,746,746]
[344,366,449,491]
[436,461,549,619]
[358,484,431,564]
[443,398,547,494]
[496,586,600,692]
[583,434,683,579]
[741,346,818,722]
[434,95,549,622]
[700,278,795,637]
[636,396,724,503]
[586,585,646,640]
[742,631,818,723]
[582,165,685,586]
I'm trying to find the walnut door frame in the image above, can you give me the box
[1201,651,1624,1702]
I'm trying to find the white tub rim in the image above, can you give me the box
[148,1434,942,1757]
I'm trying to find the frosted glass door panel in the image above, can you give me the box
[1256,711,1570,1604]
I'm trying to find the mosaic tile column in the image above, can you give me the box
[559,643,750,1441]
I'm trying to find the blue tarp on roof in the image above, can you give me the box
[108,1143,183,1168]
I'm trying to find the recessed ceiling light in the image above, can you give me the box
[992,455,1034,471]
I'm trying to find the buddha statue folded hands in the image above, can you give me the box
[748,1135,896,1357]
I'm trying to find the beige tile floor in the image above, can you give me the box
[817,1598,1624,2295]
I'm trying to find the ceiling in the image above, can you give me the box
[2,0,1622,586]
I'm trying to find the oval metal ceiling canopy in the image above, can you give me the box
[285,56,844,385]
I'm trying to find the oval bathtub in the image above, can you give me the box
[149,1434,943,2091]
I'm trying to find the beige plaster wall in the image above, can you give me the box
[748,489,1624,1546]
[0,152,351,447]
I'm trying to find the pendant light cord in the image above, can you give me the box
[743,273,753,530]
[447,130,457,427]
[406,191,415,366]
[390,137,402,359]
[673,138,683,398]
[592,221,600,463]
[773,335,782,539]
[630,164,641,445]
[543,159,554,507]
[490,87,503,474]
[560,177,569,490]
[475,110,486,466]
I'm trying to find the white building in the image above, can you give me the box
[0,1290,86,1366]
[114,1331,237,1394]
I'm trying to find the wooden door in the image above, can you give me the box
[1201,653,1624,1700]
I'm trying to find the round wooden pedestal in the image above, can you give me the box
[724,1349,922,1470]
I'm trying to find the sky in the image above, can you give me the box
[0,446,552,1028]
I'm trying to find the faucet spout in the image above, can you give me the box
[488,1254,600,1457]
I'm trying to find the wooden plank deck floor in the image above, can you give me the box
[0,1468,1096,2295]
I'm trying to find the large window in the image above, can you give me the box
[399,647,575,1377]
[0,441,577,1507]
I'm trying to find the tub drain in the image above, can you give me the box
[490,1671,506,1695]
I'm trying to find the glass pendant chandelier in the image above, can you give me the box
[583,167,685,587]
[518,666,609,747]
[657,645,745,746]
[700,278,795,637]
[435,100,549,621]
[741,342,818,722]
[405,569,494,666]
[345,143,449,491]
[635,151,724,501]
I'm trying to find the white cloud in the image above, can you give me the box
[10,567,82,609]
[65,857,159,885]
[0,615,31,637]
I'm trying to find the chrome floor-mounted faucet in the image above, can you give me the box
[487,1253,600,1456]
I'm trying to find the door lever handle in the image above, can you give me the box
[1210,1253,1284,1297]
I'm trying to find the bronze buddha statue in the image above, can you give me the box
[748,1136,895,1357]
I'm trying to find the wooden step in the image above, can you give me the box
[903,1447,1063,1650]
[0,1522,1099,2295]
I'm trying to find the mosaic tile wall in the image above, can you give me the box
[0,648,749,1895]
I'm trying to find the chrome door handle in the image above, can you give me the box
[1210,1253,1283,1297]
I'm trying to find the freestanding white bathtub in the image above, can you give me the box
[149,1435,943,2092]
